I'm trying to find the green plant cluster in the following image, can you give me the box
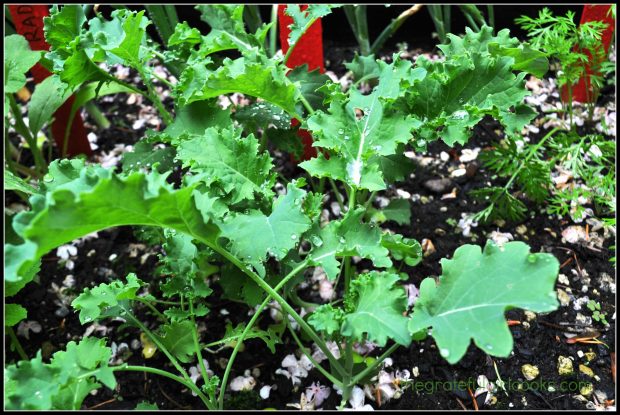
[4,5,564,410]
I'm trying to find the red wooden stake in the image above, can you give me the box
[278,4,325,162]
[8,4,93,157]
[561,4,616,103]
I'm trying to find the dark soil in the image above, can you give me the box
[5,38,615,412]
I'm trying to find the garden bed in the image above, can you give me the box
[5,5,616,412]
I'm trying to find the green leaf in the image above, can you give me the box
[382,198,411,225]
[4,169,39,195]
[308,304,344,337]
[83,9,151,66]
[220,184,312,276]
[342,271,410,346]
[156,320,195,363]
[489,42,549,78]
[195,5,270,56]
[5,304,27,326]
[381,233,423,267]
[71,273,143,324]
[28,75,73,136]
[42,5,86,51]
[176,55,299,115]
[284,5,336,46]
[5,352,62,409]
[308,209,392,280]
[122,141,176,173]
[4,34,42,93]
[287,64,331,113]
[136,401,159,410]
[408,26,537,147]
[409,241,559,364]
[300,84,419,190]
[5,338,115,410]
[164,99,231,139]
[163,304,209,322]
[5,159,219,283]
[234,102,291,131]
[345,53,381,82]
[218,322,281,353]
[176,126,275,205]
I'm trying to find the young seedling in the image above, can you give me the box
[5,5,562,410]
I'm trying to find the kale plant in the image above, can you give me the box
[4,5,561,410]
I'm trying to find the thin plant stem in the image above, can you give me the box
[285,316,343,387]
[116,365,212,408]
[7,326,28,361]
[329,179,346,213]
[212,247,346,377]
[124,311,191,382]
[269,5,278,57]
[349,343,400,385]
[189,297,215,404]
[8,94,46,174]
[135,297,169,323]
[217,260,311,409]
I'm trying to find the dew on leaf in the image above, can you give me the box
[43,173,54,183]
[440,348,450,358]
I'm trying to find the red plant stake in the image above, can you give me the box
[560,4,616,103]
[278,4,325,162]
[8,5,93,157]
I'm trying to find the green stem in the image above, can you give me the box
[8,94,46,174]
[362,191,377,212]
[217,260,311,409]
[349,342,400,385]
[124,311,191,382]
[289,289,321,311]
[210,246,347,378]
[83,101,111,129]
[7,326,28,361]
[135,66,173,125]
[116,365,212,408]
[189,298,215,403]
[354,6,370,56]
[299,94,315,115]
[370,5,421,55]
[329,179,346,213]
[285,316,343,387]
[269,5,278,57]
[135,298,169,323]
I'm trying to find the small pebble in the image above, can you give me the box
[557,356,574,375]
[521,364,539,380]
[450,168,467,178]
[423,178,452,194]
[579,364,594,378]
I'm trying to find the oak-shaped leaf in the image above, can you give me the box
[408,241,559,364]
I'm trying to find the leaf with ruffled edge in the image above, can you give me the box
[5,337,115,410]
[407,26,546,148]
[71,273,143,324]
[175,55,299,116]
[5,159,220,283]
[342,271,410,346]
[220,184,312,277]
[176,126,276,206]
[408,241,559,364]
[307,209,392,280]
